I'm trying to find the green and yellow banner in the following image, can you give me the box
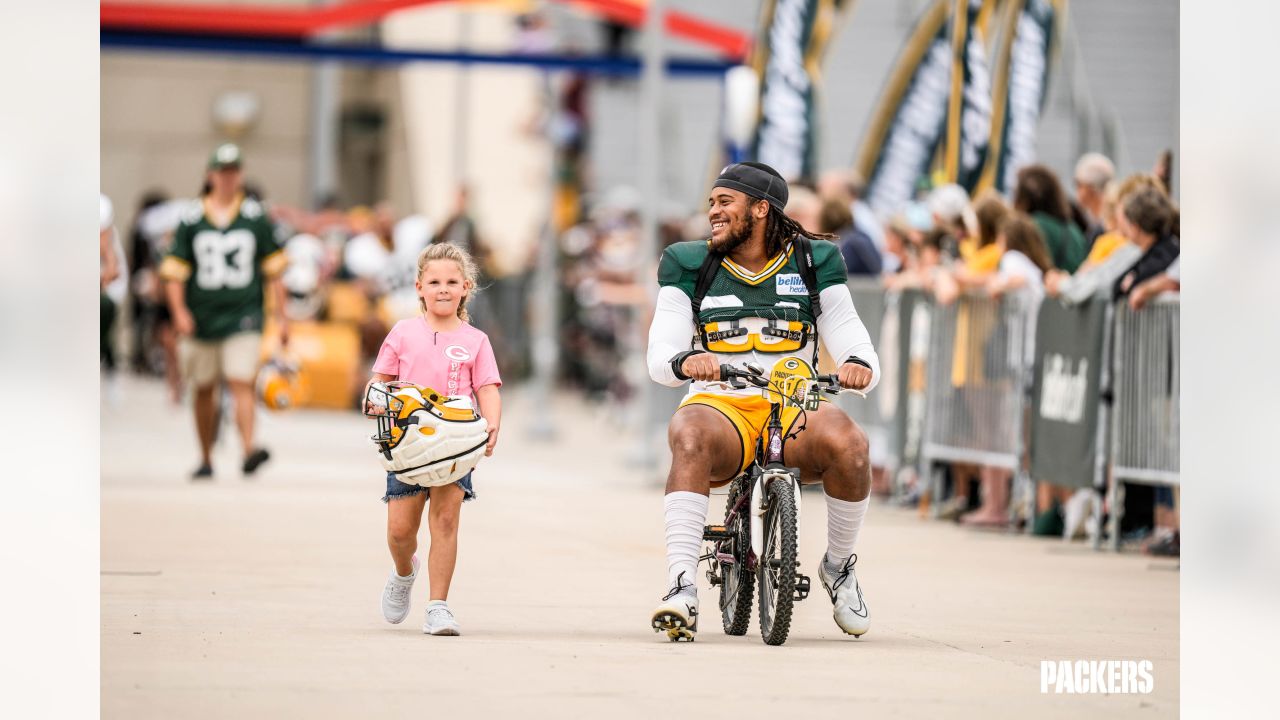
[942,0,996,191]
[750,0,850,182]
[859,0,1083,215]
[855,0,953,217]
[976,0,1064,195]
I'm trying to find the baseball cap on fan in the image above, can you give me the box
[208,143,243,170]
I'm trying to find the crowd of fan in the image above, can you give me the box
[104,185,525,408]
[105,149,1179,556]
[793,153,1180,314]
[788,153,1181,557]
[553,152,1180,556]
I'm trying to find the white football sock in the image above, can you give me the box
[664,491,709,594]
[825,492,869,569]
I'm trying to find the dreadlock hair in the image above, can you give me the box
[763,204,839,258]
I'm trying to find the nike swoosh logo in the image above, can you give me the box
[849,587,868,617]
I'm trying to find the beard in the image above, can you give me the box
[712,211,756,254]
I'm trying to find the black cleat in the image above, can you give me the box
[242,448,271,476]
[191,463,214,481]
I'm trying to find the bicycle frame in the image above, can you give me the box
[701,361,865,642]
[707,403,799,576]
[749,402,804,564]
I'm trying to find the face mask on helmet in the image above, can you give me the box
[366,382,418,457]
[364,382,489,487]
[366,383,480,454]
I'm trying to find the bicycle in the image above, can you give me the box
[699,357,863,646]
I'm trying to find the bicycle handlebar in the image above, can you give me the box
[718,363,769,388]
[717,364,866,398]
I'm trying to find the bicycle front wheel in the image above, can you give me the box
[756,477,797,646]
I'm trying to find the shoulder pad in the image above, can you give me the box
[658,240,710,288]
[808,238,849,291]
[662,240,711,271]
[809,238,842,263]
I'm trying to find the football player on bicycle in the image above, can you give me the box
[646,162,879,641]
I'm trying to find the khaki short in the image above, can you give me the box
[181,331,262,387]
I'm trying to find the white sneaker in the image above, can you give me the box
[1062,488,1102,542]
[818,553,870,636]
[651,571,699,642]
[423,601,461,636]
[381,556,418,624]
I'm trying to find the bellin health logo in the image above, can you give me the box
[775,273,808,295]
[1040,659,1153,694]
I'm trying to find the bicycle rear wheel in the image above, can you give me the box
[719,477,754,635]
[757,477,797,645]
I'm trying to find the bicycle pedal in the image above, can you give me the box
[703,525,732,540]
[794,574,811,601]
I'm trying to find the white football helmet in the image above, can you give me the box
[257,354,307,411]
[365,382,488,487]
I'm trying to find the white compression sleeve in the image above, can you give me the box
[816,284,881,392]
[664,491,709,591]
[647,285,697,387]
[824,492,869,565]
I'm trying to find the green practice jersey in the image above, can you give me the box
[160,196,286,340]
[658,239,847,354]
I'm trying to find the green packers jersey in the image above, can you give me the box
[658,239,846,355]
[159,196,286,340]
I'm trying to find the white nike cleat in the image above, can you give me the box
[381,555,419,624]
[818,553,870,637]
[651,571,699,642]
[423,601,461,636]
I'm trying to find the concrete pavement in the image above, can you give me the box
[102,377,1178,718]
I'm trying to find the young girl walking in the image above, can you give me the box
[370,242,501,635]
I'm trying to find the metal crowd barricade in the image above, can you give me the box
[835,278,894,471]
[920,291,1038,516]
[1105,296,1179,548]
[890,288,933,497]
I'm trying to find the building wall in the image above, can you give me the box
[102,7,548,273]
[583,0,1180,208]
[101,53,413,240]
[101,53,313,222]
[101,0,1177,244]
[385,5,552,274]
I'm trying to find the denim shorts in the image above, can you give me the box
[382,471,476,503]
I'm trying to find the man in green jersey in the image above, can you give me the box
[647,162,879,641]
[160,144,288,480]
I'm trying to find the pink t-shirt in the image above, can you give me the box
[372,318,502,399]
